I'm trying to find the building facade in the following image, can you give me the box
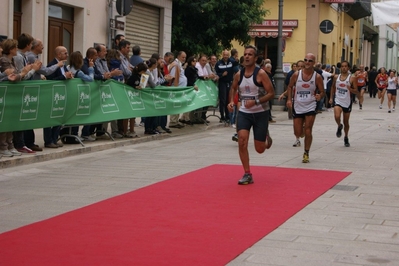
[232,0,376,71]
[1,0,172,63]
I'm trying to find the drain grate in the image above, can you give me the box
[331,185,358,191]
[363,118,384,121]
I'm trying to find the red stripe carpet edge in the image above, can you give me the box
[0,164,350,265]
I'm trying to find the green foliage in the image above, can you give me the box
[171,0,267,56]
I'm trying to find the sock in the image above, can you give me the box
[245,170,251,174]
[305,150,309,155]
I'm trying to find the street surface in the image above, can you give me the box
[1,96,399,265]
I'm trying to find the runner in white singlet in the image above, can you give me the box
[286,53,324,163]
[386,70,397,113]
[293,70,317,114]
[329,60,358,147]
[227,45,275,185]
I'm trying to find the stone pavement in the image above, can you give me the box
[1,95,399,265]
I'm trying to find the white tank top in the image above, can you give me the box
[387,77,397,90]
[293,70,317,113]
[239,74,269,113]
[334,74,352,108]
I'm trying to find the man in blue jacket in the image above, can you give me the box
[216,50,238,123]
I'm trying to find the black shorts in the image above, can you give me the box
[292,106,317,118]
[387,89,397,96]
[358,86,366,92]
[236,111,269,142]
[335,103,352,113]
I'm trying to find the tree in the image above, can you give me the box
[171,0,268,56]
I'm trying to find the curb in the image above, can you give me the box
[0,123,228,169]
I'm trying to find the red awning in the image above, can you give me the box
[249,27,293,38]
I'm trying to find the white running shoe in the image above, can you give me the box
[293,139,301,147]
[379,105,382,109]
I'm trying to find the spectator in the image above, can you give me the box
[78,47,106,141]
[264,63,276,123]
[68,51,94,81]
[125,62,149,136]
[142,58,159,134]
[0,39,33,157]
[12,34,42,154]
[113,34,125,49]
[106,48,124,82]
[129,45,144,67]
[215,50,238,123]
[118,40,136,137]
[168,51,187,129]
[195,54,215,123]
[45,46,74,147]
[208,55,219,82]
[321,64,335,111]
[105,48,125,138]
[368,66,378,98]
[183,56,200,124]
[95,44,123,139]
[118,40,133,82]
[153,53,174,133]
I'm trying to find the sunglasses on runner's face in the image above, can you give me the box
[304,58,314,63]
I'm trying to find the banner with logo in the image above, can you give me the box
[0,79,218,133]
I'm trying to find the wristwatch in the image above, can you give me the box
[255,98,260,105]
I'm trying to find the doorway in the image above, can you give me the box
[255,37,278,75]
[48,3,74,63]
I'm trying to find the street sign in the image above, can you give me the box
[116,0,133,16]
[319,20,334,34]
[110,19,125,31]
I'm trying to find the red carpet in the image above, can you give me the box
[0,165,350,265]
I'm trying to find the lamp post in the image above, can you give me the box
[274,0,285,106]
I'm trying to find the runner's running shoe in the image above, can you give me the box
[293,139,301,147]
[344,137,350,147]
[336,124,343,138]
[238,173,254,185]
[302,152,309,163]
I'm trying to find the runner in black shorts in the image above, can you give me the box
[329,60,358,147]
[286,53,324,163]
[228,45,275,185]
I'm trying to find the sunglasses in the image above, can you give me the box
[304,58,314,63]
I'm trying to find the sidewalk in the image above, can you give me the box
[0,110,230,169]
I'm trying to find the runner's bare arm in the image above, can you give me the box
[329,75,338,104]
[315,74,325,101]
[286,71,298,108]
[349,76,358,95]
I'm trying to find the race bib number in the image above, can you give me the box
[296,91,310,102]
[336,88,347,98]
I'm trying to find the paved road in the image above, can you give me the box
[1,96,398,265]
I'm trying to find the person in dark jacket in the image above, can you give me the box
[45,46,74,148]
[215,50,238,123]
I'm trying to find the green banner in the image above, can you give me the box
[0,79,218,133]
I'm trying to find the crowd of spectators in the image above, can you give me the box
[0,33,242,159]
